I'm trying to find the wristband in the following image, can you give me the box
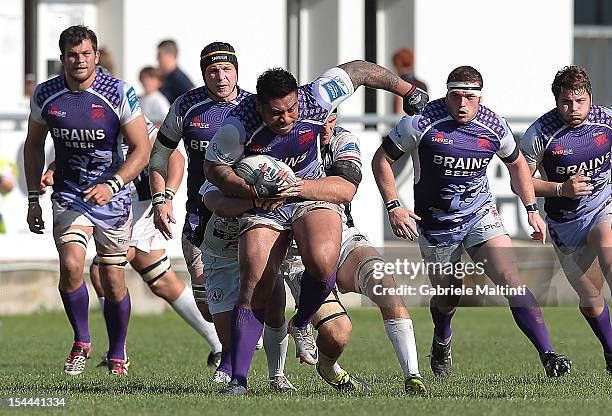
[385,199,401,212]
[164,187,175,200]
[556,182,563,197]
[28,191,40,204]
[152,192,166,207]
[525,203,539,213]
[104,174,124,195]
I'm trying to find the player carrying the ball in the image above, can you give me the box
[204,61,428,394]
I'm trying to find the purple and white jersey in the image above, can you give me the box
[205,67,355,180]
[386,98,516,233]
[159,86,251,214]
[521,106,612,223]
[30,72,142,229]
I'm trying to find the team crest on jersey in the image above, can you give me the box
[48,105,66,118]
[298,129,314,145]
[90,104,105,120]
[477,136,492,149]
[432,133,453,145]
[189,117,210,129]
[552,146,573,156]
[594,133,608,147]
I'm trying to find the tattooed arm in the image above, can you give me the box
[338,60,428,115]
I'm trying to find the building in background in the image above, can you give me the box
[0,0,603,258]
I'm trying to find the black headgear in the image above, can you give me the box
[200,41,238,72]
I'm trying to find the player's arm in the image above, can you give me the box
[23,116,49,234]
[298,175,357,204]
[204,190,255,218]
[337,60,428,115]
[501,127,546,243]
[372,138,421,241]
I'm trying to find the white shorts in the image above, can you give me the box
[130,200,165,252]
[550,201,612,280]
[239,200,343,233]
[52,200,132,253]
[203,254,240,315]
[282,224,371,301]
[418,205,507,265]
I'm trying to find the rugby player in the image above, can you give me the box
[203,62,428,394]
[280,111,427,394]
[148,42,248,357]
[41,119,224,367]
[521,66,612,374]
[200,182,298,391]
[372,66,572,378]
[24,25,150,376]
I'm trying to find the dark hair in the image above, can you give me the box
[256,68,298,104]
[447,66,483,88]
[200,41,238,73]
[139,66,162,81]
[58,25,98,55]
[551,66,592,99]
[157,39,178,57]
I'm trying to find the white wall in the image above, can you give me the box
[0,0,24,110]
[120,0,286,96]
[414,0,573,119]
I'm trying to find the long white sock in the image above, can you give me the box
[263,321,288,378]
[384,318,420,377]
[170,287,222,353]
[317,352,344,380]
[98,296,105,314]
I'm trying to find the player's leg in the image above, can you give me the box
[336,244,425,394]
[466,234,571,377]
[584,221,612,372]
[93,216,134,376]
[291,203,342,363]
[54,216,94,375]
[89,260,106,312]
[418,235,463,377]
[205,257,240,384]
[223,226,289,393]
[264,278,295,392]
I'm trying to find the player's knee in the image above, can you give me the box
[59,254,85,278]
[355,256,385,295]
[318,315,352,350]
[135,255,171,287]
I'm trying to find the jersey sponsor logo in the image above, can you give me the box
[189,117,210,129]
[90,103,105,120]
[249,143,273,153]
[552,146,573,156]
[432,133,453,145]
[51,127,106,148]
[298,129,314,145]
[340,142,360,152]
[283,151,309,167]
[555,151,611,175]
[126,87,138,112]
[190,139,209,152]
[594,133,608,147]
[432,154,491,177]
[321,78,348,102]
[48,105,66,118]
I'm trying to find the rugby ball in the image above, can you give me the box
[234,155,297,186]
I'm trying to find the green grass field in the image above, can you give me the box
[1,307,611,415]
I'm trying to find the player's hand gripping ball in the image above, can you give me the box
[235,155,296,198]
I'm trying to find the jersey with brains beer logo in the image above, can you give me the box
[29,70,142,229]
[385,98,516,232]
[521,106,612,222]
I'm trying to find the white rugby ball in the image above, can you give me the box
[235,155,297,186]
